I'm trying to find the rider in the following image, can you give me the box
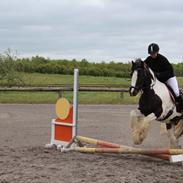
[144,43,183,113]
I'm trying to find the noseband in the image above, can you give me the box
[129,85,140,91]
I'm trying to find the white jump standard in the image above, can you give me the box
[45,69,79,149]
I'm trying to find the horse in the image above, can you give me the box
[129,58,183,148]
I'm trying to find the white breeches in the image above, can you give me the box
[166,76,180,97]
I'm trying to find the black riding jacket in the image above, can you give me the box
[144,54,175,82]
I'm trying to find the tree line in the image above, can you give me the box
[14,56,183,77]
[15,56,131,78]
[1,54,183,86]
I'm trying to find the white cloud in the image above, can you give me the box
[0,0,183,62]
[78,0,107,9]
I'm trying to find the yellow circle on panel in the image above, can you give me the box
[55,98,71,119]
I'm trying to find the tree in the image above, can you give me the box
[0,50,24,86]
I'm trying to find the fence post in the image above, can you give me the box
[120,92,124,99]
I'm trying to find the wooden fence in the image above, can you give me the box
[0,86,129,92]
[0,86,129,99]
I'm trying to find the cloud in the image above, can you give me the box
[0,0,183,62]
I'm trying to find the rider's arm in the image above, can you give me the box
[158,57,174,81]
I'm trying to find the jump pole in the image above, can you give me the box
[68,147,183,156]
[65,136,183,161]
[74,136,170,160]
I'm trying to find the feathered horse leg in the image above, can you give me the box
[167,123,179,149]
[130,109,156,144]
[174,119,183,142]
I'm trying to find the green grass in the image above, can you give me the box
[0,72,182,104]
[0,91,139,104]
[0,91,58,104]
[177,77,183,88]
[1,72,130,87]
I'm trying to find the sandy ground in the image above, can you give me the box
[0,104,183,183]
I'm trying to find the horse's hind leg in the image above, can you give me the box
[175,119,183,141]
[166,123,179,148]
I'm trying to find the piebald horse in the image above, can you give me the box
[129,58,183,148]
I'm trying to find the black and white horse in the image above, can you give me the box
[129,58,183,148]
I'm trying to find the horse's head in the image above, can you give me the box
[129,58,153,96]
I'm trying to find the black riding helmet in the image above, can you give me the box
[148,43,159,54]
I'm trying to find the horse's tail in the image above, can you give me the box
[175,119,183,139]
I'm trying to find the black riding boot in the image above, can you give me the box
[175,95,183,113]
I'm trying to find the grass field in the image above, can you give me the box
[4,72,130,87]
[0,72,182,104]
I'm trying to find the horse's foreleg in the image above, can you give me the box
[130,110,156,144]
[166,124,179,148]
[130,109,144,144]
[130,109,143,129]
[139,113,156,141]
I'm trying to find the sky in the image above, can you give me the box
[0,0,183,63]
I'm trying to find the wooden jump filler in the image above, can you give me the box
[45,69,78,149]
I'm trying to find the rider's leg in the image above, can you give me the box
[166,76,179,96]
[166,76,183,112]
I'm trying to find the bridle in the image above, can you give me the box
[130,65,156,92]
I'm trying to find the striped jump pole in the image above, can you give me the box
[76,136,183,156]
[75,136,171,160]
[76,136,131,148]
[71,147,183,156]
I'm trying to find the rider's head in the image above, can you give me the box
[148,43,159,58]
